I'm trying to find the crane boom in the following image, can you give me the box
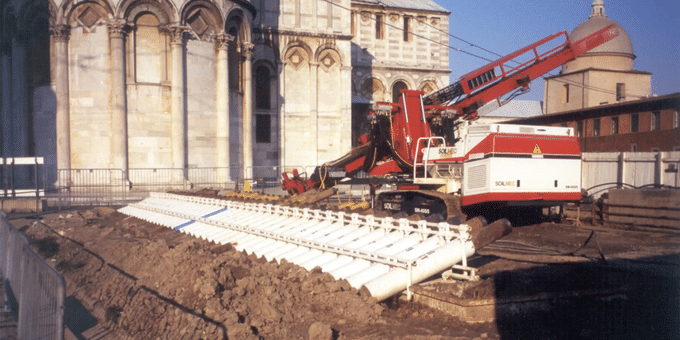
[424,24,619,119]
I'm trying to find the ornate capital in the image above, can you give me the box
[215,33,235,51]
[168,25,189,45]
[107,19,128,38]
[241,42,254,59]
[50,24,71,42]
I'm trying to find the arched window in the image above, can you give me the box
[228,27,241,91]
[26,15,50,85]
[392,81,408,103]
[255,65,270,109]
[135,13,162,83]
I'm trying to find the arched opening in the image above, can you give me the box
[134,13,163,83]
[227,25,241,91]
[255,65,270,109]
[392,81,408,103]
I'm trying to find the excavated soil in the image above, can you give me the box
[16,207,494,339]
[11,202,680,339]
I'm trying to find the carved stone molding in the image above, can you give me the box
[215,33,235,51]
[168,25,189,45]
[107,19,128,39]
[50,24,71,42]
[241,42,254,59]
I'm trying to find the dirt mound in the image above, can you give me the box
[19,209,434,339]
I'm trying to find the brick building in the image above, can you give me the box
[511,93,680,152]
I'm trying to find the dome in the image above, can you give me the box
[569,0,634,58]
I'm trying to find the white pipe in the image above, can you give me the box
[362,240,476,301]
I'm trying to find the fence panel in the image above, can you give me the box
[581,153,621,198]
[49,169,127,209]
[662,152,680,187]
[18,243,65,340]
[623,153,657,188]
[0,213,65,339]
[582,152,680,199]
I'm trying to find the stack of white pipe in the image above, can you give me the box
[119,193,504,301]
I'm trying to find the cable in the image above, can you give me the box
[321,0,494,61]
[546,76,650,100]
[321,0,651,104]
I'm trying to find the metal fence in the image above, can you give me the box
[0,212,65,340]
[2,152,676,211]
[1,157,44,213]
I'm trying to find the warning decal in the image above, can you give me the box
[533,144,542,154]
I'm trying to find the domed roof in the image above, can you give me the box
[569,0,634,57]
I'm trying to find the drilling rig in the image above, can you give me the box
[281,24,619,222]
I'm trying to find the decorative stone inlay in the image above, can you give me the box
[77,5,101,29]
[188,9,211,39]
[318,49,340,72]
[390,13,399,22]
[287,47,308,69]
[430,17,439,26]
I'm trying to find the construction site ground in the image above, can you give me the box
[7,202,680,340]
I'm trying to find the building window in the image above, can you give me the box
[610,116,619,135]
[651,111,661,131]
[631,113,639,132]
[631,144,637,152]
[576,121,584,138]
[562,84,569,103]
[255,114,271,143]
[375,14,384,40]
[255,65,271,109]
[616,83,626,101]
[593,118,600,136]
[351,11,356,36]
[673,110,679,129]
[403,16,411,42]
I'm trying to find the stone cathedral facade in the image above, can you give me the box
[0,0,450,182]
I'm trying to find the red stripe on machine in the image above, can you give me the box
[466,133,580,159]
[462,191,582,206]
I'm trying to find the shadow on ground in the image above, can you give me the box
[494,254,680,339]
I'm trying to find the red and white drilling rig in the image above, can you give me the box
[281,24,619,222]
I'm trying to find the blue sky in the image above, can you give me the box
[436,0,680,102]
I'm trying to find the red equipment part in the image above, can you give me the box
[281,24,619,197]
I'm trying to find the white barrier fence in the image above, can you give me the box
[582,151,680,199]
[0,213,65,340]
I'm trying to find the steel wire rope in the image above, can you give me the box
[319,0,492,61]
[322,0,650,101]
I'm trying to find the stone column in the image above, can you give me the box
[278,60,286,167]
[242,42,254,179]
[170,26,187,173]
[216,34,234,184]
[310,61,319,165]
[51,25,71,180]
[108,19,129,179]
